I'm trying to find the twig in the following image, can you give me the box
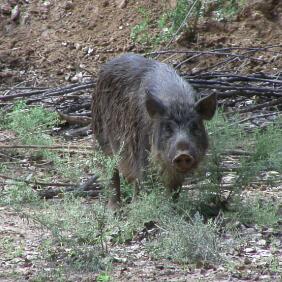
[58,112,92,125]
[228,97,282,115]
[0,144,93,150]
[0,81,96,101]
[0,174,75,187]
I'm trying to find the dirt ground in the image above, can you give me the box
[0,0,282,281]
[1,0,281,85]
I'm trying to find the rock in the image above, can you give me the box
[11,5,20,21]
[102,1,109,7]
[257,239,267,246]
[64,1,74,10]
[1,3,12,15]
[116,0,128,9]
[168,0,177,8]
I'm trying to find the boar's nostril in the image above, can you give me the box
[173,154,195,172]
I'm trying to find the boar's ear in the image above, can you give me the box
[195,93,217,120]
[145,89,167,118]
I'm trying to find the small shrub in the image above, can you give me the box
[150,212,223,263]
[230,197,281,227]
[5,102,59,159]
[0,183,39,206]
[31,195,116,272]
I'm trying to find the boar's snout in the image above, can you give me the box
[173,152,195,173]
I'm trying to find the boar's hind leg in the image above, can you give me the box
[107,168,121,210]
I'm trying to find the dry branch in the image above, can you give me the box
[0,174,75,187]
[58,112,92,125]
[0,144,93,150]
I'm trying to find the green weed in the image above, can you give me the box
[0,183,40,206]
[131,1,246,46]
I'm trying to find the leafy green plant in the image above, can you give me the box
[6,101,59,143]
[131,1,247,46]
[31,195,116,272]
[229,197,281,227]
[151,212,223,263]
[130,7,152,44]
[0,183,39,206]
[4,101,59,159]
[97,273,111,282]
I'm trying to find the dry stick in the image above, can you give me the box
[189,72,282,81]
[191,45,281,76]
[0,81,96,101]
[0,144,93,150]
[0,174,75,187]
[236,112,279,124]
[191,50,260,75]
[186,73,282,85]
[186,78,276,87]
[58,112,92,125]
[192,84,282,95]
[210,111,279,135]
[228,97,282,115]
[147,44,282,57]
[149,50,266,63]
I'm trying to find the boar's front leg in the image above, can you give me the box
[166,174,185,202]
[107,168,121,210]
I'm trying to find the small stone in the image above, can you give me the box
[102,1,109,7]
[8,0,19,6]
[87,47,94,55]
[1,3,12,15]
[56,69,64,75]
[65,74,71,81]
[11,5,20,21]
[244,247,256,253]
[257,239,267,246]
[74,43,81,50]
[116,0,128,9]
[112,256,127,263]
[168,0,177,8]
[244,257,252,265]
[64,1,74,10]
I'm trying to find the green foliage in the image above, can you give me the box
[34,195,116,248]
[236,117,282,188]
[4,101,59,159]
[0,183,39,206]
[120,190,225,263]
[97,273,111,282]
[130,7,151,44]
[230,197,281,226]
[30,195,116,272]
[30,267,65,282]
[130,1,246,46]
[0,237,24,260]
[5,101,59,144]
[212,0,246,20]
[151,212,222,263]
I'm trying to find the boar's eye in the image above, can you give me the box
[163,122,174,135]
[190,121,200,132]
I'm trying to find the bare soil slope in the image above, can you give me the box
[1,0,281,86]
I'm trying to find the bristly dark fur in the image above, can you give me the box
[91,53,215,202]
